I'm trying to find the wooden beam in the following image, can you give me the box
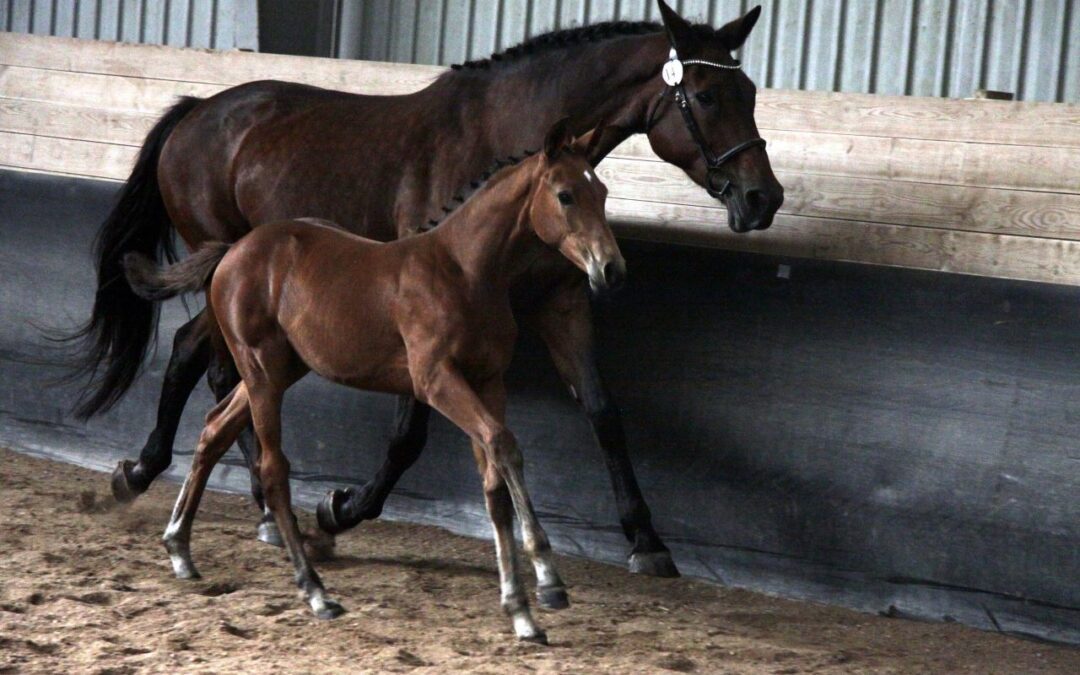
[608,200,1080,286]
[597,160,1080,240]
[3,32,1076,147]
[610,132,1080,194]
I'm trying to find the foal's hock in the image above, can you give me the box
[125,120,623,644]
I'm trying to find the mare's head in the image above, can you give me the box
[529,119,625,295]
[645,1,783,232]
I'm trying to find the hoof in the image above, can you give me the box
[536,585,570,610]
[316,489,349,535]
[110,460,144,503]
[628,550,680,578]
[174,566,201,581]
[518,629,549,645]
[314,600,346,620]
[256,515,284,548]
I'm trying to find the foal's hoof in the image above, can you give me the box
[314,600,346,621]
[316,489,349,535]
[536,585,570,610]
[628,550,680,578]
[256,514,284,548]
[110,460,144,503]
[518,629,549,645]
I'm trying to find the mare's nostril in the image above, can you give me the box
[745,188,766,213]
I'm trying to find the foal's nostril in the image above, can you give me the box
[744,188,767,213]
[602,261,625,291]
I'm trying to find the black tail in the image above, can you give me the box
[62,96,203,419]
[123,243,230,302]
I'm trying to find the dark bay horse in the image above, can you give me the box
[124,122,619,643]
[72,1,782,577]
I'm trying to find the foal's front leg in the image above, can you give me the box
[532,278,679,577]
[416,365,559,643]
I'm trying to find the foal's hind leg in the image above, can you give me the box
[112,311,211,501]
[162,383,252,579]
[206,352,281,547]
[246,377,344,619]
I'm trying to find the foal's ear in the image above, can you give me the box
[657,0,697,55]
[544,116,573,161]
[716,5,761,51]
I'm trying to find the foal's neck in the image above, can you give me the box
[432,162,540,290]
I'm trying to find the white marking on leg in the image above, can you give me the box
[490,520,542,640]
[308,587,329,614]
[532,554,561,589]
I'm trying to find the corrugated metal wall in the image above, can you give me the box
[328,0,1078,103]
[0,0,258,50]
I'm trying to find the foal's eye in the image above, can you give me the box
[696,90,716,106]
[557,191,574,206]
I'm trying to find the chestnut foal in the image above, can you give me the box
[122,121,623,643]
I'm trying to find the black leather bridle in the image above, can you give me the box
[650,49,766,200]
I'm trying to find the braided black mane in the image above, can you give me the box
[451,21,663,70]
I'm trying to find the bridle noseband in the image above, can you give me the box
[652,48,766,200]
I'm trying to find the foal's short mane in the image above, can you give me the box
[421,150,538,231]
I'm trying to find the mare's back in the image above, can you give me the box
[160,79,446,248]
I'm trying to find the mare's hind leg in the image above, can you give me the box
[206,352,282,547]
[532,279,678,578]
[112,311,211,502]
[317,396,431,534]
[162,383,252,579]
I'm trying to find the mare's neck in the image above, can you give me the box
[442,32,669,159]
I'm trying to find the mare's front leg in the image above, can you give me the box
[415,364,560,643]
[532,278,679,578]
[316,395,432,535]
[112,310,211,501]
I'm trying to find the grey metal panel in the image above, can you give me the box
[2,0,257,50]
[326,0,1078,103]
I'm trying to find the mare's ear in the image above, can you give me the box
[657,0,697,55]
[716,5,761,51]
[544,116,573,161]
[571,121,609,166]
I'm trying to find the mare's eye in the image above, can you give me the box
[557,191,574,206]
[696,90,716,106]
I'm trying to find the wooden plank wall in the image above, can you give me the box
[2,32,1078,285]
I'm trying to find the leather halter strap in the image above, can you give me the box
[657,49,767,200]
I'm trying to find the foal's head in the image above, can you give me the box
[528,119,625,295]
[645,0,784,233]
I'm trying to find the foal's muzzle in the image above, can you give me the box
[588,257,627,297]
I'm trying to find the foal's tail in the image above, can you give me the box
[59,95,203,419]
[123,243,231,302]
